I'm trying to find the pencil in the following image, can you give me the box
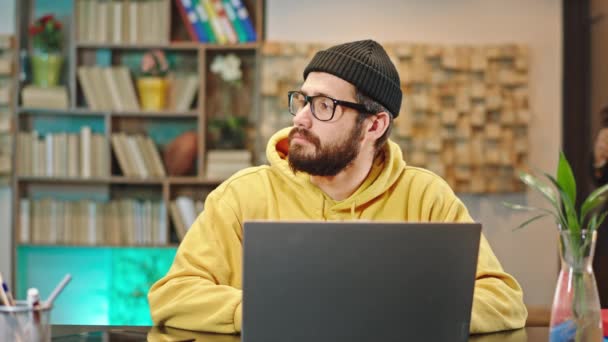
[0,273,10,306]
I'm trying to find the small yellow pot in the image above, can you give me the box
[137,77,168,110]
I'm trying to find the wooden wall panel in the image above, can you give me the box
[260,42,530,193]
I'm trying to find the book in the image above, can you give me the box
[230,0,256,41]
[170,201,187,240]
[202,0,227,44]
[77,67,99,109]
[20,199,30,243]
[174,74,199,111]
[143,136,167,177]
[114,66,140,111]
[175,0,203,41]
[211,0,238,44]
[175,196,197,228]
[21,85,69,109]
[80,126,92,178]
[221,0,247,43]
[192,0,218,43]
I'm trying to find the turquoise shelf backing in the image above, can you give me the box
[17,245,177,325]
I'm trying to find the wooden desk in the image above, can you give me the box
[52,325,550,341]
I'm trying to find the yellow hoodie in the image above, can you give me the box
[148,127,528,334]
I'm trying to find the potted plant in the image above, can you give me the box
[506,152,608,341]
[29,14,63,87]
[137,49,169,111]
[207,53,248,149]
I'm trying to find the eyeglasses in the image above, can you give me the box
[287,90,371,122]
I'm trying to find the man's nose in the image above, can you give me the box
[292,102,313,128]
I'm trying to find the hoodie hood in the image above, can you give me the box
[266,127,406,214]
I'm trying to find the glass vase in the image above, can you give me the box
[31,52,63,87]
[549,229,603,342]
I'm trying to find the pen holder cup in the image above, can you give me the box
[0,301,52,342]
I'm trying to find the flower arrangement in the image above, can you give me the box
[208,53,247,149]
[29,14,63,53]
[137,50,170,110]
[506,152,608,341]
[140,49,169,78]
[210,53,242,86]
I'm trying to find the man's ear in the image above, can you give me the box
[366,112,390,141]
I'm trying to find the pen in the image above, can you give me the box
[27,288,40,321]
[27,288,41,342]
[0,272,10,306]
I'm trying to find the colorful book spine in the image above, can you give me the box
[230,0,257,42]
[176,0,209,42]
[192,0,217,43]
[211,0,238,43]
[221,0,247,43]
[202,0,227,44]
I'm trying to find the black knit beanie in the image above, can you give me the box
[303,39,402,118]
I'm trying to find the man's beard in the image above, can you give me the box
[287,121,363,176]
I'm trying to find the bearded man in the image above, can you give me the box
[148,39,527,334]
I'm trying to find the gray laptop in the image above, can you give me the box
[242,221,481,342]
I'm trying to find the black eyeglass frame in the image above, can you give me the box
[287,90,373,121]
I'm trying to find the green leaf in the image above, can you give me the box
[599,211,608,226]
[557,151,577,205]
[502,202,560,220]
[581,182,608,222]
[518,171,558,204]
[590,211,608,233]
[545,173,579,231]
[512,214,550,231]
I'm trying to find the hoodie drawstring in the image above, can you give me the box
[350,201,356,219]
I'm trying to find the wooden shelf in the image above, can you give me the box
[167,176,223,185]
[75,41,260,50]
[16,175,227,185]
[111,110,198,118]
[17,243,179,248]
[18,107,199,118]
[109,176,165,184]
[17,107,107,116]
[16,176,112,184]
[204,42,261,50]
[76,41,199,50]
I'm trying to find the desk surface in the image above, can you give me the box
[52,325,549,341]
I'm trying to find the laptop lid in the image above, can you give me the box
[242,221,481,342]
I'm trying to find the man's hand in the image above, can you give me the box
[594,128,608,167]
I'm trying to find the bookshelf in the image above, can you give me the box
[0,35,15,185]
[13,0,264,324]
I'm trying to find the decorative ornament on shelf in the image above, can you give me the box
[208,53,247,149]
[505,152,608,341]
[137,49,170,111]
[28,14,63,87]
[163,131,197,176]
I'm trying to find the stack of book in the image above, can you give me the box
[169,195,204,240]
[176,0,257,44]
[77,66,139,111]
[0,35,13,180]
[76,0,168,45]
[111,132,167,178]
[167,74,200,112]
[0,134,11,175]
[19,198,167,246]
[16,126,108,178]
[206,149,251,178]
[21,85,69,109]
